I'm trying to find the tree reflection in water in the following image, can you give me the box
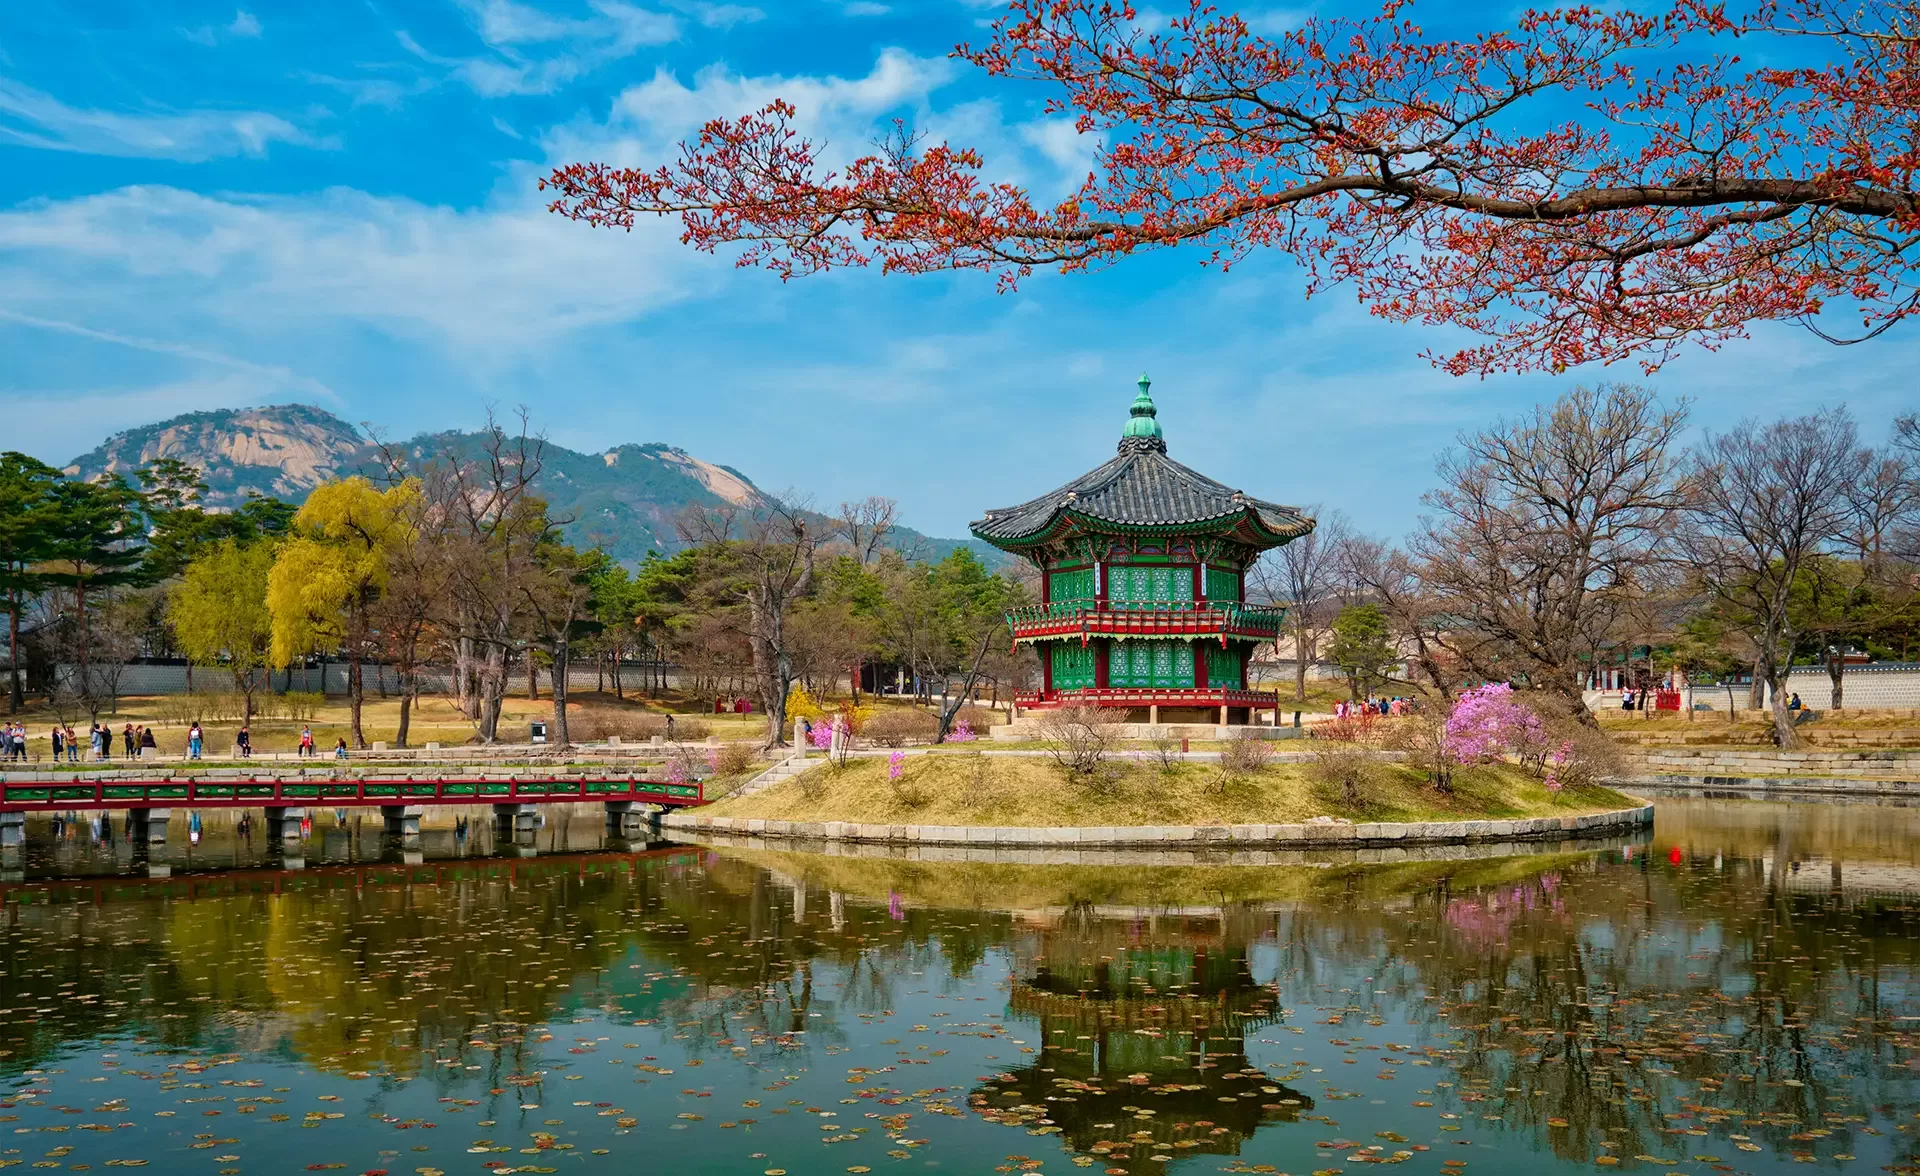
[0,797,1916,1176]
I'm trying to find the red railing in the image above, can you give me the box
[0,775,705,813]
[1008,599,1285,644]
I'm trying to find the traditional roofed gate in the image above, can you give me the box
[970,376,1315,725]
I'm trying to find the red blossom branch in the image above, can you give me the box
[542,0,1920,375]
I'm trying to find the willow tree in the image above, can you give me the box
[170,539,276,725]
[268,477,419,748]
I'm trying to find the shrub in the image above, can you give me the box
[1446,683,1545,764]
[863,708,938,747]
[712,741,756,777]
[1217,729,1275,790]
[954,704,998,730]
[1308,740,1382,806]
[1390,713,1457,792]
[1542,724,1622,791]
[1148,737,1183,774]
[569,711,708,743]
[785,686,826,722]
[1037,705,1125,783]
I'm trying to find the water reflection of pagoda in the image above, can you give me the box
[973,907,1311,1174]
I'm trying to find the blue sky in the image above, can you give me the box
[1,0,1914,544]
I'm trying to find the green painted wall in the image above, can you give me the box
[1108,565,1194,609]
[1108,640,1196,688]
[1051,644,1096,691]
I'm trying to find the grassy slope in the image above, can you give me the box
[702,753,1632,827]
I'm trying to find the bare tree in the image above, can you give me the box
[679,496,818,748]
[376,410,551,743]
[1412,385,1691,723]
[1686,408,1865,748]
[1250,507,1350,702]
[1341,538,1456,699]
[836,497,898,566]
[1845,449,1920,578]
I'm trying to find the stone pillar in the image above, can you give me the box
[1219,704,1229,725]
[381,805,424,836]
[1148,704,1158,725]
[604,800,649,838]
[0,810,23,848]
[130,808,172,844]
[493,802,538,834]
[263,807,306,841]
[793,717,808,757]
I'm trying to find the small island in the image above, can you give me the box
[698,752,1636,829]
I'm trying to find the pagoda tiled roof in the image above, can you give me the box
[971,434,1313,549]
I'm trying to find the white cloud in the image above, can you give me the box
[843,2,892,14]
[0,77,313,160]
[543,47,958,166]
[670,2,765,28]
[402,0,681,97]
[0,184,718,352]
[182,9,265,45]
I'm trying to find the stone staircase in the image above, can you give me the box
[721,752,817,800]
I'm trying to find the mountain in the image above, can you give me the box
[63,403,1001,566]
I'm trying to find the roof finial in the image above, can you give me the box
[1119,372,1165,452]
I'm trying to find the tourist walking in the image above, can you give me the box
[50,724,62,760]
[187,721,203,760]
[64,725,77,762]
[122,723,135,757]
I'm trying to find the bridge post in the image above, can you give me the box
[263,807,306,841]
[0,811,23,849]
[129,808,171,844]
[604,800,649,838]
[493,802,538,833]
[381,805,424,837]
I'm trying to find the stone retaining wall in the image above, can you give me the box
[1626,748,1920,778]
[1637,774,1920,799]
[670,831,1646,867]
[659,802,1653,850]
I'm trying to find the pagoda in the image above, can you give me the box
[971,375,1315,725]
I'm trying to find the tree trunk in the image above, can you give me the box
[613,647,623,700]
[1748,659,1766,710]
[1293,624,1309,701]
[551,630,572,747]
[1827,650,1845,710]
[1766,664,1803,748]
[7,596,20,713]
[348,643,365,749]
[527,652,538,700]
[237,667,254,727]
[479,645,505,742]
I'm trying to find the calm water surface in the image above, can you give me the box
[2,797,1918,1176]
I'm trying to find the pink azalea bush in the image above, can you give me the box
[947,718,976,743]
[1445,683,1545,764]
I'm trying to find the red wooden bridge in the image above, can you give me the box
[0,773,706,844]
[0,773,703,813]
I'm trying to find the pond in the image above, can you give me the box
[1,795,1918,1176]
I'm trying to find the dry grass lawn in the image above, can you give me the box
[703,752,1632,827]
[4,691,769,761]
